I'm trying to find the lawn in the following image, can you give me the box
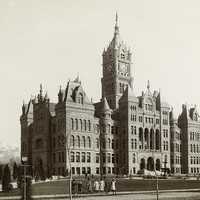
[1,178,200,196]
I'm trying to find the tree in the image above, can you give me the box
[13,162,18,180]
[0,164,3,180]
[2,164,11,192]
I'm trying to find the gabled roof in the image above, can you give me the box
[63,78,91,104]
[120,84,138,103]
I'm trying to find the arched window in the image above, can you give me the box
[96,138,99,148]
[84,120,87,131]
[71,152,75,162]
[35,138,43,149]
[71,118,74,130]
[156,129,160,150]
[75,119,78,130]
[133,153,136,163]
[82,136,86,148]
[150,129,154,150]
[77,136,80,148]
[102,139,105,149]
[116,139,119,149]
[80,119,83,131]
[111,139,114,149]
[108,124,111,133]
[108,138,111,149]
[70,135,75,147]
[77,93,83,104]
[88,120,91,131]
[87,136,91,148]
[131,139,134,149]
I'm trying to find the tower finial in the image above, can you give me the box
[115,12,118,27]
[147,80,150,90]
[114,12,119,35]
[40,84,43,97]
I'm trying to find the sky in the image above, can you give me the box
[0,0,200,147]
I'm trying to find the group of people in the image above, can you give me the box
[87,177,116,195]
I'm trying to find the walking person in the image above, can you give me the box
[111,178,116,195]
[87,178,93,193]
[94,179,99,193]
[99,178,105,192]
[104,179,110,193]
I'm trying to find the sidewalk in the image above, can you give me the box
[1,188,200,200]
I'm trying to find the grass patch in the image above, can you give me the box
[1,178,200,196]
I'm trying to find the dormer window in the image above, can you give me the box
[77,93,83,104]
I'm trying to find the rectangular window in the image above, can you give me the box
[96,167,99,174]
[96,153,100,163]
[131,126,134,134]
[87,152,91,163]
[71,152,75,162]
[82,167,86,174]
[107,153,111,163]
[103,153,106,163]
[139,116,143,122]
[81,152,86,162]
[76,152,80,162]
[112,154,115,163]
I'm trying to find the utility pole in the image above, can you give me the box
[152,152,159,200]
[21,156,30,200]
[163,156,168,178]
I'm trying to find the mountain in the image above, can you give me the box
[0,143,20,164]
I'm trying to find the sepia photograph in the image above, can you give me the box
[1,0,200,199]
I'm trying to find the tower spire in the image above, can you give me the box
[114,12,119,35]
[40,84,43,97]
[115,12,118,27]
[147,80,150,90]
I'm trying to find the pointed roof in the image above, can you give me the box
[108,13,123,50]
[120,84,138,103]
[63,79,91,104]
[102,97,111,111]
[170,107,174,121]
[144,80,152,96]
[74,74,81,84]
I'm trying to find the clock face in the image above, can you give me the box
[119,63,128,73]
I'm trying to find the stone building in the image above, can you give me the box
[178,104,200,175]
[170,109,181,174]
[21,15,199,178]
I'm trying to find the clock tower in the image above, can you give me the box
[101,14,134,110]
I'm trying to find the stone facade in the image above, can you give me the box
[20,15,199,178]
[178,105,200,175]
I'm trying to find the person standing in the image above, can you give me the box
[87,178,93,193]
[99,178,105,192]
[111,178,116,195]
[94,179,99,193]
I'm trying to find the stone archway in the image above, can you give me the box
[144,128,149,149]
[150,129,154,150]
[155,129,160,150]
[147,157,154,171]
[140,158,145,170]
[139,128,143,149]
